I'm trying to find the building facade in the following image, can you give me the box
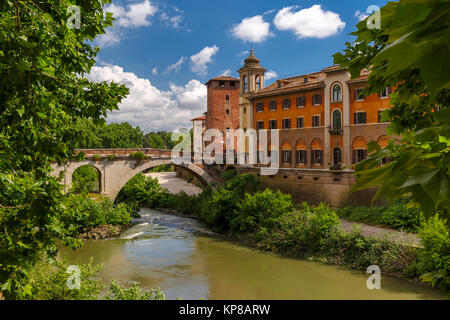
[241,54,391,171]
[205,76,240,133]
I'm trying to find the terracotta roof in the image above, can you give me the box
[208,76,240,81]
[250,71,326,97]
[191,115,206,121]
[321,65,346,73]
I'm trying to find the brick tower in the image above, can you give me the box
[205,76,240,133]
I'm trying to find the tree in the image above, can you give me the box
[72,165,100,194]
[334,0,450,219]
[0,0,128,298]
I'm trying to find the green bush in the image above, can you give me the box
[59,194,132,236]
[338,199,421,232]
[222,169,238,181]
[129,151,146,161]
[93,154,101,162]
[146,164,173,172]
[231,189,295,233]
[107,154,117,161]
[115,173,165,208]
[105,280,165,300]
[20,258,103,300]
[416,215,450,296]
[18,257,165,300]
[380,200,421,232]
[71,165,100,194]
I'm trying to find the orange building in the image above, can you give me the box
[237,51,392,170]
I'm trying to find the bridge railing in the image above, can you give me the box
[75,148,173,158]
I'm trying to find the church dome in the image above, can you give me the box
[244,49,261,65]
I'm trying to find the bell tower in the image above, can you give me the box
[238,49,266,131]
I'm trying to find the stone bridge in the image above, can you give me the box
[51,149,216,201]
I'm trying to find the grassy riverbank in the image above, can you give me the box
[117,171,450,298]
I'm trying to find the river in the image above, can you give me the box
[59,208,444,300]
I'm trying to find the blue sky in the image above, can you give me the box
[89,0,389,132]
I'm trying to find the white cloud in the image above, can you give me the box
[190,45,219,76]
[88,65,207,132]
[354,10,369,21]
[106,0,158,28]
[231,15,272,43]
[237,50,249,58]
[161,12,183,29]
[99,1,158,47]
[152,67,158,75]
[164,56,186,74]
[274,5,345,39]
[97,29,122,47]
[220,70,231,76]
[265,71,278,80]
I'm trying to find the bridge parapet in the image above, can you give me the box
[75,148,173,158]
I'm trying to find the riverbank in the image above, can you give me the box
[78,223,133,240]
[115,172,449,297]
[156,207,426,285]
[60,208,445,300]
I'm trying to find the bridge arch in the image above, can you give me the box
[109,160,214,201]
[52,157,216,201]
[64,161,105,194]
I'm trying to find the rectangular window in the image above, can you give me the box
[297,96,305,108]
[312,94,322,106]
[312,115,321,127]
[282,118,291,129]
[282,150,292,164]
[269,120,277,130]
[282,99,291,110]
[230,81,236,87]
[304,77,309,84]
[353,149,367,163]
[226,109,230,116]
[354,112,367,124]
[296,117,304,128]
[269,101,277,111]
[219,81,225,87]
[296,150,307,165]
[354,88,365,101]
[256,103,264,113]
[379,86,392,98]
[243,107,247,114]
[311,150,323,165]
[257,121,264,130]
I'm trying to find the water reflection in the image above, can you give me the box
[59,209,443,300]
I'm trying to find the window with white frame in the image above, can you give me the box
[312,94,322,106]
[269,101,277,111]
[282,118,291,129]
[256,103,264,113]
[332,84,342,102]
[354,88,365,101]
[269,120,277,130]
[312,115,321,127]
[379,86,392,98]
[354,112,367,124]
[297,96,305,108]
[282,98,291,110]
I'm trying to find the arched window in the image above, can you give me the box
[243,76,247,92]
[333,147,342,165]
[256,75,261,91]
[332,109,342,131]
[332,84,342,102]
